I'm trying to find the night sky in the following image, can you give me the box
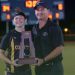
[62,0,75,34]
[65,0,75,21]
[0,0,75,22]
[0,0,75,35]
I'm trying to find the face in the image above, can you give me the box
[35,6,49,20]
[13,15,26,27]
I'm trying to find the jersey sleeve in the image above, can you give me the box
[0,34,10,51]
[50,25,64,48]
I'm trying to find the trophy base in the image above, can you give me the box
[17,57,36,64]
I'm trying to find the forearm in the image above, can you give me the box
[0,49,13,65]
[44,45,64,62]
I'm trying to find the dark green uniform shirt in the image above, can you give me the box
[32,19,64,63]
[0,30,31,74]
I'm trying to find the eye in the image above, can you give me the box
[15,17,18,20]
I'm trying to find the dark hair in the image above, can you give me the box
[13,11,27,19]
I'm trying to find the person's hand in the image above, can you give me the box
[34,58,44,66]
[12,59,24,67]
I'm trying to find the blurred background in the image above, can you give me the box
[0,0,75,75]
[0,0,75,40]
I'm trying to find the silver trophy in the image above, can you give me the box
[17,31,36,64]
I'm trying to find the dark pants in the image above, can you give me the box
[35,61,64,75]
[6,65,31,75]
[6,69,31,75]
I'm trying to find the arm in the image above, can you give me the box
[35,25,64,66]
[35,45,64,66]
[0,49,23,67]
[44,45,64,62]
[0,34,13,65]
[0,34,23,67]
[0,49,13,65]
[44,25,64,62]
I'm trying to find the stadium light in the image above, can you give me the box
[26,0,32,8]
[58,3,63,10]
[6,14,10,20]
[25,0,39,8]
[64,28,69,33]
[2,4,10,12]
[55,12,60,19]
[33,1,37,7]
[48,13,53,20]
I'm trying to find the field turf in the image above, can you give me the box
[0,42,75,75]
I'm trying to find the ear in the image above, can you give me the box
[12,19,15,26]
[24,19,27,25]
[48,9,50,15]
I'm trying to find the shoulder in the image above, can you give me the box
[49,22,61,32]
[31,24,38,35]
[2,32,11,40]
[2,30,15,40]
[47,22,63,37]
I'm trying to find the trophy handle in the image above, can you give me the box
[14,59,19,64]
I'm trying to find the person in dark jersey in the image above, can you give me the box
[31,2,64,75]
[0,11,35,75]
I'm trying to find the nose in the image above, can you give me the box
[17,18,22,22]
[18,18,21,21]
[38,10,43,14]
